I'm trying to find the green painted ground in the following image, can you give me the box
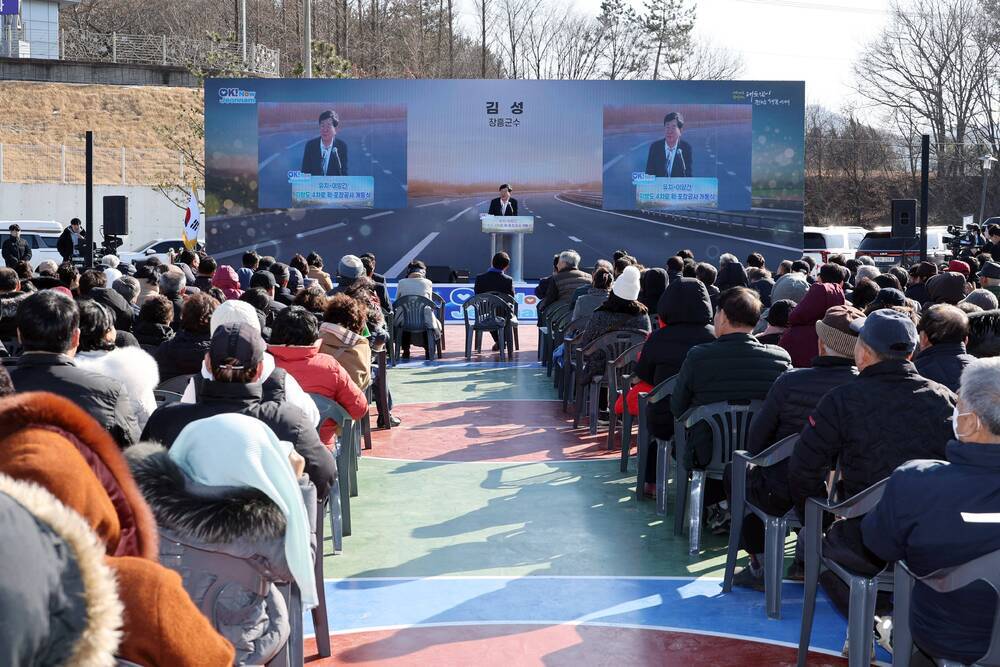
[388,366,556,405]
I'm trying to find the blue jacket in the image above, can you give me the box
[862,441,1000,664]
[913,342,976,392]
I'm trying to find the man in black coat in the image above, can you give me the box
[488,184,518,216]
[727,304,862,589]
[789,309,955,578]
[7,291,139,447]
[645,112,693,178]
[914,304,976,392]
[300,109,348,177]
[142,322,336,498]
[56,219,83,264]
[2,225,31,268]
[474,252,517,350]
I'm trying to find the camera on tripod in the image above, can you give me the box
[943,224,980,259]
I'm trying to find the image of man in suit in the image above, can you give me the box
[301,109,348,176]
[488,184,518,216]
[474,252,516,350]
[645,112,693,178]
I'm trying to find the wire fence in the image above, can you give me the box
[0,143,191,186]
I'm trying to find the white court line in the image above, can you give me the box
[295,222,346,239]
[384,232,440,278]
[447,206,474,222]
[568,235,583,242]
[553,195,801,252]
[416,200,449,208]
[362,211,394,220]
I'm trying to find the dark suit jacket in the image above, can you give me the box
[645,139,693,178]
[488,197,518,216]
[301,137,348,176]
[474,269,515,297]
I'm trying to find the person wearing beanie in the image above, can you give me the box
[963,288,999,311]
[927,271,969,305]
[913,304,976,392]
[979,261,1000,299]
[948,259,971,278]
[757,298,796,345]
[864,287,907,314]
[728,303,863,589]
[770,269,809,306]
[334,254,366,291]
[779,281,846,368]
[789,308,955,587]
[574,266,651,386]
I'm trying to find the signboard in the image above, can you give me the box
[0,1,19,16]
[633,177,719,210]
[386,283,540,322]
[963,214,974,228]
[480,215,534,234]
[290,175,374,208]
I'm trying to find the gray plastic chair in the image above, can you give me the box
[606,343,643,453]
[152,388,183,408]
[392,295,440,363]
[462,293,515,360]
[572,330,647,435]
[155,372,196,394]
[635,375,677,500]
[555,316,589,396]
[723,434,801,618]
[893,550,1000,667]
[797,478,891,667]
[431,292,447,350]
[539,302,571,368]
[492,292,520,350]
[308,393,354,542]
[671,400,763,554]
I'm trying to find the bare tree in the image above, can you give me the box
[596,0,647,80]
[663,37,744,80]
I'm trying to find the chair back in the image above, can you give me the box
[393,295,437,333]
[463,293,514,330]
[152,389,183,407]
[541,302,571,329]
[308,392,354,443]
[607,342,643,398]
[678,400,763,472]
[156,373,196,394]
[581,329,647,365]
[645,374,678,406]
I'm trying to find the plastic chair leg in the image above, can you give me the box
[655,440,668,514]
[465,324,473,359]
[621,409,633,463]
[588,380,601,436]
[846,575,878,667]
[573,380,587,428]
[330,475,344,553]
[311,499,331,658]
[512,324,520,350]
[362,411,373,450]
[723,459,747,593]
[688,469,705,554]
[763,516,786,619]
[336,446,352,538]
[474,329,483,354]
[606,392,619,451]
[673,453,688,537]
[892,564,914,667]
[797,504,823,667]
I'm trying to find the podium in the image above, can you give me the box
[481,215,534,282]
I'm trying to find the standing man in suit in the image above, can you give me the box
[301,109,348,177]
[474,252,516,350]
[488,184,518,216]
[645,112,693,178]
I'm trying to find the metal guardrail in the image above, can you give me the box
[59,28,280,77]
[0,143,189,186]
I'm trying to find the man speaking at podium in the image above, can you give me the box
[488,184,518,216]
[301,109,348,176]
[645,111,693,178]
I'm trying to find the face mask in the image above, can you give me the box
[952,403,978,440]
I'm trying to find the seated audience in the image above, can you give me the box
[360,254,392,312]
[320,294,372,390]
[756,299,795,345]
[250,270,287,324]
[474,252,516,299]
[101,253,122,285]
[575,266,651,384]
[78,268,133,333]
[906,261,937,305]
[9,291,139,447]
[666,256,684,284]
[963,288,998,311]
[293,284,329,316]
[0,393,234,666]
[210,263,243,300]
[134,294,175,348]
[572,267,613,321]
[143,321,336,497]
[747,266,774,307]
[395,260,441,358]
[237,251,259,291]
[112,275,141,317]
[542,250,592,313]
[980,261,1000,299]
[771,267,809,305]
[639,267,668,315]
[927,271,968,306]
[0,267,29,344]
[289,253,311,290]
[158,269,187,329]
[914,304,976,392]
[695,262,720,311]
[154,292,217,381]
[174,249,199,285]
[862,358,1000,666]
[571,260,613,309]
[193,256,216,292]
[268,262,295,305]
[716,258,749,292]
[779,281,845,368]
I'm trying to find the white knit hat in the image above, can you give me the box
[612,265,641,301]
[210,299,261,335]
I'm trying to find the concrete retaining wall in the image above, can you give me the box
[0,57,199,87]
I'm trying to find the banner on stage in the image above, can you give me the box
[480,215,534,234]
[633,176,719,210]
[386,283,539,322]
[290,175,374,208]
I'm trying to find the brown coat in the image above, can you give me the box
[308,266,334,292]
[319,321,371,390]
[0,392,235,667]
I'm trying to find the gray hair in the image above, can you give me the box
[856,265,881,282]
[158,271,186,296]
[594,259,613,273]
[36,260,59,275]
[719,253,738,267]
[560,250,581,268]
[959,358,1000,436]
[112,276,140,304]
[102,254,120,269]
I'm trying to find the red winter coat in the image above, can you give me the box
[779,282,845,368]
[211,264,244,300]
[269,342,368,444]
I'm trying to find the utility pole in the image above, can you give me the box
[241,0,247,64]
[919,135,929,263]
[303,0,313,77]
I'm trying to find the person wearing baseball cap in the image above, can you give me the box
[789,308,956,583]
[978,261,1000,300]
[1,223,31,268]
[141,321,337,498]
[730,304,863,590]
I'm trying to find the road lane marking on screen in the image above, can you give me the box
[547,223,555,228]
[553,195,801,252]
[362,211,395,220]
[568,236,583,242]
[383,169,392,175]
[727,170,736,176]
[385,233,441,279]
[447,206,474,222]
[210,239,282,260]
[259,138,308,170]
[416,200,449,208]
[295,222,347,239]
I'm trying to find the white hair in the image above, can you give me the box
[157,271,185,295]
[856,265,881,282]
[719,253,738,267]
[960,358,1000,436]
[560,250,581,268]
[36,260,59,275]
[102,254,120,269]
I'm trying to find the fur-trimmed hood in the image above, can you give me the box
[0,474,123,667]
[0,392,159,559]
[0,290,29,319]
[127,442,286,544]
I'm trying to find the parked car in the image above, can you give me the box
[118,238,188,266]
[802,226,868,265]
[855,227,949,267]
[0,220,65,267]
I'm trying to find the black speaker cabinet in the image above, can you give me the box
[103,196,129,236]
[891,199,917,239]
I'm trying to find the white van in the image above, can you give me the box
[0,220,65,267]
[803,226,869,265]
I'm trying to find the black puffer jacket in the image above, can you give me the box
[154,329,212,381]
[789,359,955,514]
[716,261,749,291]
[133,320,175,348]
[913,342,976,392]
[638,278,715,439]
[671,332,791,467]
[0,291,29,342]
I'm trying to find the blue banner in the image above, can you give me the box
[0,0,19,15]
[386,283,540,323]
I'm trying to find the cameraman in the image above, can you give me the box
[983,224,1000,258]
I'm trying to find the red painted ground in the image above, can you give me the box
[399,324,539,363]
[304,625,848,666]
[370,401,622,462]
